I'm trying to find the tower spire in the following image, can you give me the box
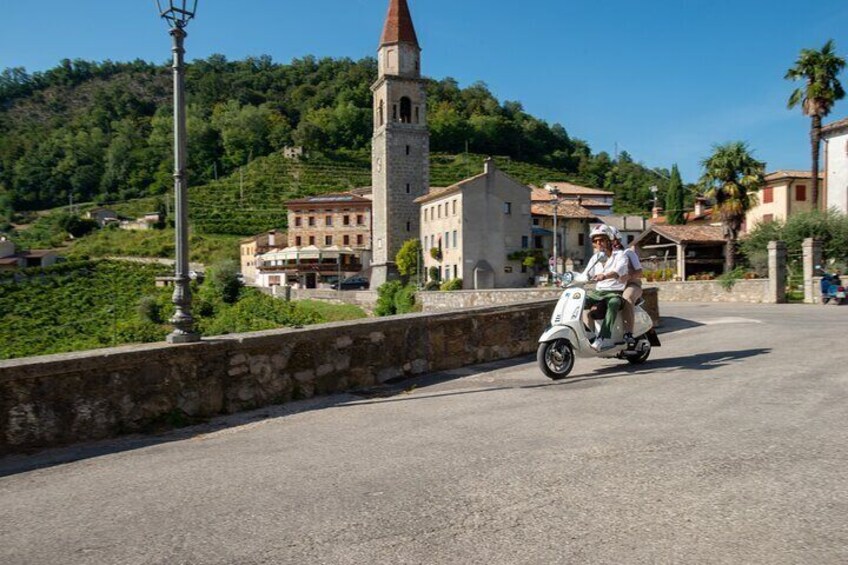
[380,0,419,47]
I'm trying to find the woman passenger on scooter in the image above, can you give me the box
[581,225,629,351]
[609,227,643,349]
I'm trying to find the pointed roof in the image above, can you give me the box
[380,0,419,47]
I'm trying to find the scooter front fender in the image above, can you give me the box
[539,325,579,345]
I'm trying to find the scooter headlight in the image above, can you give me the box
[560,271,574,286]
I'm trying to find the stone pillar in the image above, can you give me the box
[802,238,822,304]
[767,240,787,304]
[676,243,687,281]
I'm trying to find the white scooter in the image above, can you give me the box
[537,270,660,380]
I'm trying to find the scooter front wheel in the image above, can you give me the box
[537,339,575,380]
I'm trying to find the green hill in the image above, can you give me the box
[1,55,672,236]
[0,260,366,360]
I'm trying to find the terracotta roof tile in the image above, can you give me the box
[821,117,848,136]
[645,224,725,244]
[531,202,597,219]
[380,0,419,47]
[764,170,823,182]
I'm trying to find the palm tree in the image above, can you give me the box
[785,39,846,209]
[699,142,765,272]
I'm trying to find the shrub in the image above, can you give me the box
[375,280,404,316]
[717,267,745,290]
[205,260,242,304]
[394,284,417,314]
[428,266,440,282]
[430,247,442,261]
[423,280,440,291]
[440,278,463,291]
[137,295,163,324]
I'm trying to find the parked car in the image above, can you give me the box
[331,276,369,290]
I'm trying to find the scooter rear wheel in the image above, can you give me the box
[537,339,575,380]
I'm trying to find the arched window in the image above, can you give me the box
[400,97,412,123]
[378,100,384,126]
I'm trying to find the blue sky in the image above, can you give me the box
[2,0,848,183]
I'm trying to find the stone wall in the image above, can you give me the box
[0,302,553,455]
[418,287,660,325]
[649,279,770,303]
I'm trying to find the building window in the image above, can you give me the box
[406,145,410,155]
[295,217,302,227]
[504,202,512,215]
[325,215,332,226]
[343,215,350,225]
[309,236,315,245]
[445,231,450,249]
[628,235,635,244]
[437,204,441,218]
[452,200,457,215]
[762,187,774,204]
[308,216,315,227]
[532,218,539,226]
[325,235,333,245]
[796,184,806,201]
[522,235,529,249]
[578,233,585,246]
[357,234,363,245]
[357,214,365,225]
[378,100,384,127]
[415,106,420,124]
[407,221,411,232]
[453,230,457,248]
[400,97,412,123]
[406,183,411,194]
[295,236,302,246]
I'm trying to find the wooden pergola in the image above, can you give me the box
[634,224,726,280]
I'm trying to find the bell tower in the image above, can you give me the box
[370,0,429,286]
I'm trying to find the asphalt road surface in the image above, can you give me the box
[2,303,847,565]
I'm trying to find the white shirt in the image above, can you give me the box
[582,250,628,292]
[624,248,642,272]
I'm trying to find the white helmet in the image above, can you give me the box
[608,226,622,241]
[590,224,613,241]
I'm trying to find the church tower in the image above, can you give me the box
[370,0,429,286]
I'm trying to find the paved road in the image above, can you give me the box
[2,303,847,564]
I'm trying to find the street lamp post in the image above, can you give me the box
[547,185,561,273]
[157,0,200,343]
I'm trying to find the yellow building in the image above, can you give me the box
[746,170,822,231]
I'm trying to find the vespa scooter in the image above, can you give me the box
[537,270,660,380]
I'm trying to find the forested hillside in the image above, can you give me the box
[0,55,672,235]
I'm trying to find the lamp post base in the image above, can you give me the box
[166,331,201,344]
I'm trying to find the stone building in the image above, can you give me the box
[370,0,429,286]
[542,182,615,216]
[417,159,532,289]
[822,117,848,214]
[529,186,596,270]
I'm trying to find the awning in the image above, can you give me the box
[532,227,553,236]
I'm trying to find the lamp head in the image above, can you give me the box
[157,0,197,29]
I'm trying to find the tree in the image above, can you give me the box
[699,142,765,272]
[395,238,422,280]
[665,164,685,225]
[785,39,846,209]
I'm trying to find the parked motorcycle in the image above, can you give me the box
[537,271,661,380]
[823,274,846,305]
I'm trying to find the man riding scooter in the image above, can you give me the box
[581,225,629,351]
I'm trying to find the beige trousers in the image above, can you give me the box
[621,281,643,334]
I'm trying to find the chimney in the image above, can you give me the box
[268,231,276,247]
[694,198,704,217]
[577,195,583,206]
[652,206,663,220]
[484,157,495,176]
